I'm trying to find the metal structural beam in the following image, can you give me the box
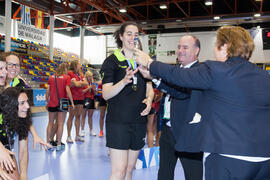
[81,0,125,22]
[173,1,189,17]
[6,0,270,34]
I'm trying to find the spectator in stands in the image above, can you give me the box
[46,63,74,150]
[0,87,32,180]
[0,52,51,150]
[80,70,96,137]
[66,60,88,143]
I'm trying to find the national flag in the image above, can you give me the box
[35,10,44,29]
[21,5,31,25]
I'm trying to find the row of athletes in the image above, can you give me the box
[45,60,107,150]
[0,50,108,179]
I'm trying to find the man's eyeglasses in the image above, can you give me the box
[7,63,20,68]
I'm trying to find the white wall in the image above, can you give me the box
[54,32,77,54]
[140,32,217,64]
[84,35,106,65]
[140,30,270,64]
[53,33,106,64]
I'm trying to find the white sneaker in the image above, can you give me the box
[75,136,84,142]
[66,137,73,143]
[90,131,96,136]
[80,130,85,137]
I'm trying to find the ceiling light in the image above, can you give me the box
[214,16,220,20]
[254,13,261,17]
[141,22,147,25]
[255,0,262,1]
[119,8,127,13]
[176,19,182,22]
[205,0,213,6]
[159,4,167,9]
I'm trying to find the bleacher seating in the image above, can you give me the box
[19,54,58,89]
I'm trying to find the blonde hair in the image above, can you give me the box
[69,60,79,74]
[56,63,67,76]
[85,71,93,79]
[216,26,254,60]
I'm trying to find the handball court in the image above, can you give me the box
[13,108,184,180]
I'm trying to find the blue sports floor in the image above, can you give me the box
[14,110,185,180]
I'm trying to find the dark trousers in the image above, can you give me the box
[158,125,203,180]
[205,153,270,180]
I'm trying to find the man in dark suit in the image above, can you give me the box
[135,26,270,179]
[154,35,203,180]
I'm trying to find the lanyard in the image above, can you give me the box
[126,59,137,70]
[122,50,137,70]
[76,73,81,81]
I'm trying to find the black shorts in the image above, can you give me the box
[148,107,155,115]
[83,98,95,109]
[48,106,60,112]
[71,100,84,105]
[95,96,107,106]
[106,122,146,150]
[99,97,107,106]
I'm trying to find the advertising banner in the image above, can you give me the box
[33,89,46,106]
[14,21,48,44]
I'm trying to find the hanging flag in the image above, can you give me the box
[21,5,31,25]
[35,10,44,29]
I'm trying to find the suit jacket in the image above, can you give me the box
[150,56,270,157]
[157,61,203,152]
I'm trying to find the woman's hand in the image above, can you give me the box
[71,102,75,109]
[0,166,12,180]
[123,67,138,85]
[32,134,52,150]
[0,144,15,172]
[138,66,153,80]
[140,98,152,116]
